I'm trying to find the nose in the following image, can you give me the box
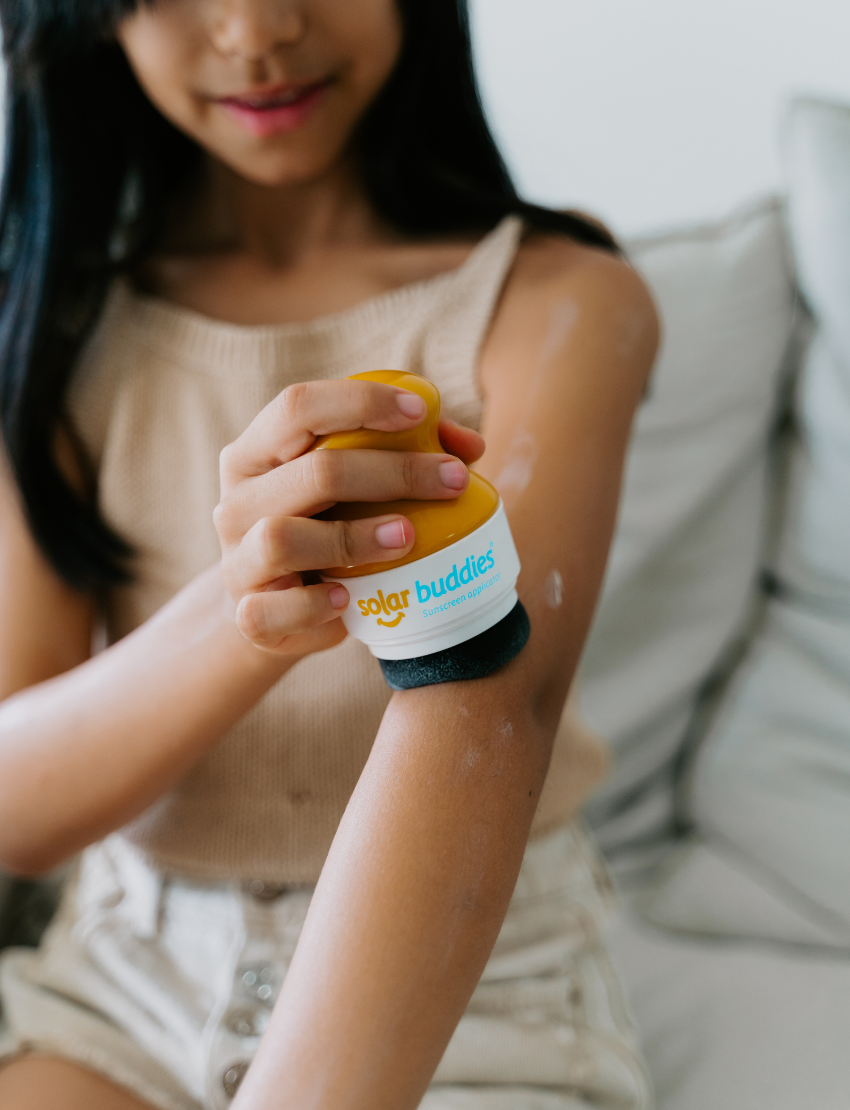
[209,0,307,60]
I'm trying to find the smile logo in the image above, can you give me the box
[357,589,411,627]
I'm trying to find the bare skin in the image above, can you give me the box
[0,1059,148,1110]
[0,1,658,1107]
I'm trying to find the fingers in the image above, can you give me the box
[226,514,415,594]
[216,449,468,542]
[221,380,428,489]
[438,418,486,465]
[215,379,488,659]
[236,581,351,652]
[288,447,468,514]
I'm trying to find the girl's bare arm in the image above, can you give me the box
[0,487,293,874]
[233,243,659,1110]
[0,385,474,876]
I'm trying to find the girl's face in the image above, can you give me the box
[117,0,403,187]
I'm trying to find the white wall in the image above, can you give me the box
[470,0,850,236]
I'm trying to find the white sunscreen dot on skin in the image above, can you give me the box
[495,429,538,496]
[545,569,564,609]
[494,302,579,500]
[460,747,482,774]
[540,300,580,368]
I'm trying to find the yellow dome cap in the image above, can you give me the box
[312,370,498,578]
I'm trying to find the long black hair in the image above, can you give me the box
[0,0,617,592]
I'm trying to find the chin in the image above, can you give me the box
[218,144,343,189]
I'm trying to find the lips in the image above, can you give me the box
[216,79,331,138]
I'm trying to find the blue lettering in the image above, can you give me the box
[415,580,431,603]
[432,577,447,598]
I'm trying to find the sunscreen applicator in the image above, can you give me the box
[313,370,530,690]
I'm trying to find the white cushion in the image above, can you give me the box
[643,96,850,944]
[580,199,798,855]
[608,900,850,1110]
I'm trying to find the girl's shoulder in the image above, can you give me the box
[481,227,660,397]
[510,227,654,317]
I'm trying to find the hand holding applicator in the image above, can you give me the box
[313,370,530,689]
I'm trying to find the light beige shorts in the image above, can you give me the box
[0,823,651,1110]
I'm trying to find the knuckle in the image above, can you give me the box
[236,594,269,645]
[400,451,415,493]
[276,382,310,425]
[219,441,242,485]
[292,587,319,630]
[336,521,357,565]
[305,448,342,497]
[212,499,231,539]
[237,586,323,649]
[258,517,291,568]
[351,380,379,423]
[257,516,278,563]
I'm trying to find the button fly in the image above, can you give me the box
[225,1007,269,1038]
[222,1061,249,1098]
[239,965,279,1004]
[246,879,288,902]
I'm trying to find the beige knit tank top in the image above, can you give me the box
[68,217,608,882]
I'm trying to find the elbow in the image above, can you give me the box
[0,804,77,878]
[0,841,69,879]
[515,649,573,742]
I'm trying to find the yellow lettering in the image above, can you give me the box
[387,593,402,611]
[357,600,369,616]
[401,589,410,608]
[367,598,382,615]
[377,613,404,628]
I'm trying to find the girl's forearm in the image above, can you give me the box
[0,565,291,874]
[233,667,552,1110]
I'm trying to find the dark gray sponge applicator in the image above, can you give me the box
[378,600,530,691]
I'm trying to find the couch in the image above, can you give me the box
[584,95,850,1109]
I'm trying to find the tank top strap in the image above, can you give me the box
[421,215,525,429]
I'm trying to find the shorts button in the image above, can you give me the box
[246,879,288,902]
[225,1008,268,1038]
[239,965,279,1004]
[222,1061,250,1098]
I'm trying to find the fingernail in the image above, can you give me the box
[329,586,349,610]
[439,460,466,490]
[396,391,427,419]
[375,519,408,549]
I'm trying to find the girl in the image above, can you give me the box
[0,2,658,1108]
